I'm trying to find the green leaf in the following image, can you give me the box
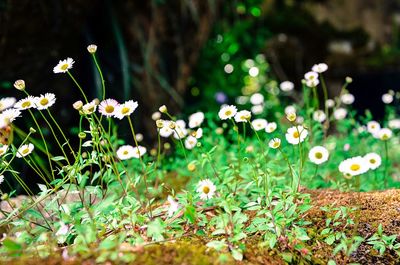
[325,235,336,245]
[51,156,67,161]
[206,240,227,251]
[3,239,22,251]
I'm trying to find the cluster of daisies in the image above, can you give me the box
[339,153,382,178]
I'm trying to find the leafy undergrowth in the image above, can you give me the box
[5,188,400,265]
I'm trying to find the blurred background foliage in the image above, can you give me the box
[1,0,400,141]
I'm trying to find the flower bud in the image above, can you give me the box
[78,132,86,139]
[87,44,98,54]
[14,79,25,91]
[159,105,168,113]
[152,111,161,121]
[187,163,196,172]
[345,76,353,83]
[29,127,36,134]
[73,100,83,110]
[286,112,297,122]
[156,119,164,128]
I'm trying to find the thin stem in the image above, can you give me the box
[67,71,89,103]
[91,54,106,100]
[384,141,389,188]
[46,109,75,158]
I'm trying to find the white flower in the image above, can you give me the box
[313,110,326,123]
[14,96,36,110]
[308,146,329,165]
[173,120,188,140]
[251,118,268,131]
[339,156,369,176]
[250,93,264,105]
[131,146,146,158]
[218,105,237,120]
[389,119,400,129]
[234,110,251,123]
[326,99,335,108]
[311,63,328,73]
[333,108,347,120]
[249,66,259,77]
[87,44,97,54]
[378,128,392,141]
[0,97,16,111]
[236,96,249,105]
[167,196,180,217]
[285,126,308,145]
[265,122,277,133]
[364,153,381,170]
[284,105,296,115]
[53,58,75,73]
[151,111,161,121]
[98,99,119,117]
[188,112,205,128]
[159,120,174,138]
[159,105,168,113]
[305,79,320,87]
[341,93,355,105]
[367,121,381,135]
[0,108,21,126]
[280,81,294,92]
[35,93,56,110]
[116,145,135,160]
[13,80,25,91]
[251,104,264,115]
[268,138,281,149]
[0,145,9,156]
[16,143,34,158]
[382,93,393,104]
[304,71,319,81]
[0,175,3,185]
[184,136,197,150]
[192,128,203,139]
[296,116,304,124]
[196,179,216,200]
[114,100,138,119]
[82,100,97,115]
[343,143,350,151]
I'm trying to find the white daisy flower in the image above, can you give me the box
[338,156,369,176]
[98,99,119,118]
[305,79,320,87]
[196,179,216,200]
[251,118,268,131]
[308,146,329,165]
[159,120,174,138]
[184,136,197,150]
[284,105,296,115]
[378,128,392,141]
[311,63,328,73]
[333,108,347,120]
[173,120,188,140]
[326,99,335,108]
[265,122,277,133]
[382,93,393,104]
[0,175,3,184]
[82,100,97,115]
[0,145,9,156]
[16,143,34,158]
[285,125,308,145]
[14,96,36,110]
[340,93,355,105]
[114,100,138,119]
[116,145,135,160]
[0,97,16,111]
[188,112,205,128]
[234,110,251,123]
[304,71,319,81]
[218,105,237,120]
[191,128,203,139]
[131,146,146,159]
[388,119,400,129]
[251,104,264,115]
[250,93,264,105]
[268,138,281,149]
[313,110,326,123]
[0,108,21,125]
[53,58,75,73]
[280,81,294,92]
[364,153,381,170]
[167,196,180,217]
[34,93,56,110]
[367,121,381,135]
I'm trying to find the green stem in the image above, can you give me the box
[91,54,106,100]
[67,71,89,103]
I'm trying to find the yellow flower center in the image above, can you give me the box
[225,110,232,116]
[22,148,30,155]
[121,107,130,115]
[315,152,323,159]
[350,164,360,171]
[105,105,114,113]
[22,101,31,108]
[273,142,280,148]
[123,150,128,155]
[293,131,300,138]
[202,186,210,194]
[370,159,376,164]
[40,98,49,106]
[60,64,69,70]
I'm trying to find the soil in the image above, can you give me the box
[3,188,400,265]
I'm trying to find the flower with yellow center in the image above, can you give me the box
[378,128,392,141]
[338,156,369,176]
[53,58,75,74]
[114,100,138,119]
[15,96,36,110]
[0,145,9,156]
[218,105,237,120]
[16,143,34,158]
[234,110,251,123]
[285,125,308,145]
[116,145,135,160]
[98,99,119,118]
[196,179,216,200]
[308,146,329,165]
[131,146,147,159]
[0,97,16,112]
[364,153,381,170]
[82,100,97,115]
[35,93,56,110]
[286,112,297,122]
[268,138,281,149]
[13,80,25,91]
[87,44,98,54]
